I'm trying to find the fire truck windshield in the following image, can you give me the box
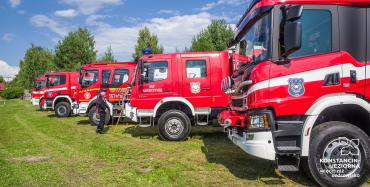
[35,80,46,90]
[81,70,98,87]
[238,12,271,64]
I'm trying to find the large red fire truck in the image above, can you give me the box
[42,72,80,117]
[218,0,370,186]
[74,62,136,125]
[31,76,46,107]
[121,50,231,141]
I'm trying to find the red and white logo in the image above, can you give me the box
[84,92,91,100]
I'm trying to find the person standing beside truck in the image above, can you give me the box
[96,89,108,134]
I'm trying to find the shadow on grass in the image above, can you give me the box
[200,130,316,186]
[119,125,316,186]
[76,120,93,125]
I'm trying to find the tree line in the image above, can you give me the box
[3,19,233,94]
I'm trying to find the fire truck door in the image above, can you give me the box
[137,60,175,108]
[181,57,211,107]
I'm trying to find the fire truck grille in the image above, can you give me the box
[231,99,244,108]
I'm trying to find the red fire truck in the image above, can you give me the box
[31,76,46,107]
[42,72,80,117]
[121,50,231,141]
[74,62,136,125]
[218,0,370,186]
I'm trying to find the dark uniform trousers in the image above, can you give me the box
[96,95,107,131]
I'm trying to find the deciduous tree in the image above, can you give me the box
[190,20,234,52]
[132,27,163,61]
[55,27,97,71]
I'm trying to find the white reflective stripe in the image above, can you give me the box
[246,64,368,97]
[301,94,370,156]
[45,87,68,92]
[32,91,45,94]
[70,86,77,89]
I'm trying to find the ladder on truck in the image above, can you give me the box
[113,91,130,131]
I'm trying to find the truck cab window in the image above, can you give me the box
[238,13,271,63]
[186,60,207,78]
[289,10,332,58]
[35,81,45,90]
[112,69,129,85]
[47,75,66,86]
[81,70,98,87]
[102,70,111,84]
[143,61,168,83]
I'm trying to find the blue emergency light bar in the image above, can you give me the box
[142,48,153,55]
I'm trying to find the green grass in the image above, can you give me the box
[0,100,368,186]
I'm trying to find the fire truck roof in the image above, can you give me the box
[44,72,79,76]
[140,51,229,61]
[81,62,136,69]
[36,77,46,81]
[239,0,370,27]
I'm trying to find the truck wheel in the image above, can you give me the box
[307,121,370,187]
[158,110,191,141]
[55,102,71,118]
[88,106,110,126]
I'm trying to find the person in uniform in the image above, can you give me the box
[96,89,108,134]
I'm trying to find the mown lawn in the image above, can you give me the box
[0,99,368,186]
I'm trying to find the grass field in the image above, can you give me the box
[0,100,369,186]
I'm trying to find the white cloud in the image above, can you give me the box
[0,60,19,80]
[86,14,111,29]
[94,12,212,60]
[2,33,15,42]
[30,15,69,37]
[9,0,21,8]
[17,10,26,14]
[55,9,78,18]
[200,0,245,11]
[157,9,180,16]
[62,0,124,15]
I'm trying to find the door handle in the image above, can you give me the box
[139,95,147,98]
[350,70,357,83]
[202,87,210,90]
[323,72,340,86]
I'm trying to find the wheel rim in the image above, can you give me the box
[58,105,67,116]
[93,113,100,122]
[164,118,184,138]
[321,137,361,178]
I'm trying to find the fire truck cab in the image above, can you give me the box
[124,50,230,141]
[42,72,80,117]
[219,0,370,186]
[31,76,46,107]
[75,62,136,126]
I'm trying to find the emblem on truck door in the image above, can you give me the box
[190,82,201,94]
[288,78,305,97]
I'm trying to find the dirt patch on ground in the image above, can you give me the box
[12,156,50,162]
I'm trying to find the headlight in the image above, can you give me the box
[248,113,269,130]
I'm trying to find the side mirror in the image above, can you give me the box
[277,5,303,64]
[286,5,303,22]
[140,74,147,84]
[282,22,301,58]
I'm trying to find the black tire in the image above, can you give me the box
[307,121,370,187]
[88,106,110,126]
[158,110,191,141]
[54,101,71,118]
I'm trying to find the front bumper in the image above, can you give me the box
[31,98,40,106]
[226,127,276,161]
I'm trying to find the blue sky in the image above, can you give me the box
[0,0,249,80]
